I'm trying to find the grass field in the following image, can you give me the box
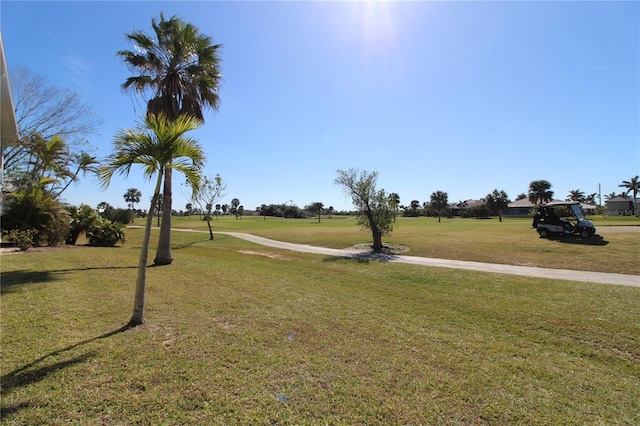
[1,218,639,424]
[167,215,640,275]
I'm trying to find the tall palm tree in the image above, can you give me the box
[118,14,222,265]
[528,180,554,206]
[430,190,449,223]
[619,175,639,215]
[486,189,509,222]
[99,114,204,327]
[124,188,142,210]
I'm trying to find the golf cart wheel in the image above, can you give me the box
[580,228,591,238]
[538,229,550,238]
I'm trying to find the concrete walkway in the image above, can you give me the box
[203,231,638,288]
[127,226,638,287]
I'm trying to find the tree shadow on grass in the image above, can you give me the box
[545,234,609,246]
[0,266,137,294]
[323,251,400,264]
[0,325,131,418]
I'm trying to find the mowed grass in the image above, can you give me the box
[1,227,639,425]
[167,215,640,275]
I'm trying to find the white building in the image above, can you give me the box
[1,31,20,215]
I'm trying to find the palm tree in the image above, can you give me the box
[566,189,585,202]
[485,189,509,222]
[53,152,101,200]
[99,114,204,327]
[388,193,400,222]
[604,192,619,201]
[66,204,100,244]
[124,188,142,210]
[118,14,222,266]
[528,180,554,206]
[619,175,639,215]
[430,190,449,223]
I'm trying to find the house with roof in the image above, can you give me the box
[605,197,638,216]
[506,198,536,216]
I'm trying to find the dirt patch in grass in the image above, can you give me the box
[238,249,288,260]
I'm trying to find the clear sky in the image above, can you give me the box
[2,1,638,212]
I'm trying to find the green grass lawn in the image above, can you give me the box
[1,226,639,424]
[167,214,640,275]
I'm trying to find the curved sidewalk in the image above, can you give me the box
[218,232,639,288]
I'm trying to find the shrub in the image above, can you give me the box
[4,229,37,251]
[1,192,69,246]
[103,208,135,224]
[87,221,126,247]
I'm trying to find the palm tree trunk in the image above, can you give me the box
[129,172,163,327]
[154,168,173,265]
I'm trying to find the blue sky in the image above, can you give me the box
[2,1,638,212]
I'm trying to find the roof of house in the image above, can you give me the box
[1,31,19,148]
[605,196,635,203]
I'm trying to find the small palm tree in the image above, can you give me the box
[66,204,100,244]
[486,189,509,222]
[604,192,619,201]
[566,189,585,202]
[619,175,639,215]
[99,114,204,327]
[124,188,142,210]
[528,180,554,205]
[430,191,449,223]
[388,193,400,222]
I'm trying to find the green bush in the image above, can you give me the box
[87,221,126,247]
[102,208,135,224]
[1,192,69,246]
[4,229,37,251]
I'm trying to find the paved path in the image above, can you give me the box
[168,229,639,288]
[4,226,636,287]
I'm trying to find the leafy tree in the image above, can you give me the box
[335,168,394,252]
[192,174,226,239]
[124,188,142,210]
[103,208,135,225]
[118,14,222,266]
[430,191,449,222]
[619,175,639,215]
[485,189,510,222]
[99,114,204,327]
[528,180,554,206]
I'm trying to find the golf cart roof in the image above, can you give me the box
[541,201,580,208]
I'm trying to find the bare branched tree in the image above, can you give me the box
[3,66,102,175]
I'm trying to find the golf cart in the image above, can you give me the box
[532,201,596,238]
